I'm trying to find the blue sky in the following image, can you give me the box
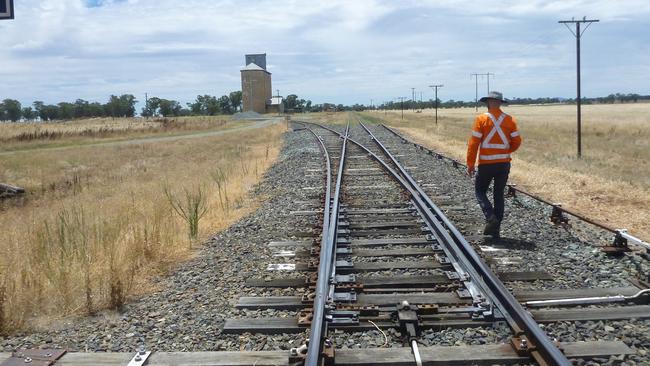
[1,0,649,109]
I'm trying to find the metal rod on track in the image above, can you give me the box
[411,340,423,366]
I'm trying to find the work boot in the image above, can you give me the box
[483,216,500,238]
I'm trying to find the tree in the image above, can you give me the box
[285,94,299,111]
[120,94,137,117]
[105,94,137,118]
[229,91,242,112]
[40,105,60,121]
[158,99,182,117]
[22,107,36,121]
[73,99,91,118]
[187,95,220,116]
[187,99,203,115]
[142,97,160,117]
[2,99,22,122]
[217,95,232,114]
[105,95,120,118]
[88,102,105,117]
[206,96,220,115]
[58,102,75,120]
[33,101,45,120]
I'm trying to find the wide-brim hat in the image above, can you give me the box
[479,91,508,104]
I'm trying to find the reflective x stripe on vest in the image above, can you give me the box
[478,112,511,162]
[481,112,509,149]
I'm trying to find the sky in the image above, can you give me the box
[1,0,650,110]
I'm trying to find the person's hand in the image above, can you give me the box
[467,166,475,178]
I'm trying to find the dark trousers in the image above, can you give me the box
[475,162,510,221]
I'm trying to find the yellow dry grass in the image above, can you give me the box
[359,103,650,240]
[0,119,285,332]
[300,112,349,125]
[0,116,245,152]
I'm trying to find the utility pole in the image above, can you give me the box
[398,97,405,120]
[486,72,494,94]
[411,88,415,109]
[559,16,599,159]
[144,92,148,118]
[429,84,443,125]
[471,73,491,111]
[370,99,373,110]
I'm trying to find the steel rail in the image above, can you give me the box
[305,123,349,366]
[380,124,650,250]
[357,121,570,365]
[348,124,488,307]
[303,119,568,365]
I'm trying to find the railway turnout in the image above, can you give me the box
[1,118,648,365]
[225,119,648,365]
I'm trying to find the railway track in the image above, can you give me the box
[1,117,648,365]
[221,119,649,365]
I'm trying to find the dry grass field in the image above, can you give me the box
[0,116,243,152]
[358,103,650,241]
[0,117,284,332]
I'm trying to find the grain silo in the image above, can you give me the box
[241,53,273,113]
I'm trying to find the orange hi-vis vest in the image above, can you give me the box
[466,108,521,168]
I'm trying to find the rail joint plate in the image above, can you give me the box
[1,349,66,366]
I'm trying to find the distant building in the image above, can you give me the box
[241,53,284,114]
[267,96,285,114]
[323,103,336,112]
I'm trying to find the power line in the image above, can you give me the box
[559,16,599,159]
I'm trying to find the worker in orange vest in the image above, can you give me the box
[466,91,522,238]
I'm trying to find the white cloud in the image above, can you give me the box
[0,0,648,108]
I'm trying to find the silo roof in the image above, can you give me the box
[241,63,264,71]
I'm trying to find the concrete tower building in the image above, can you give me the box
[241,53,272,113]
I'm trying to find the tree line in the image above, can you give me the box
[277,92,650,113]
[142,91,242,117]
[373,93,650,111]
[0,91,244,122]
[0,95,138,122]
[2,91,647,122]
